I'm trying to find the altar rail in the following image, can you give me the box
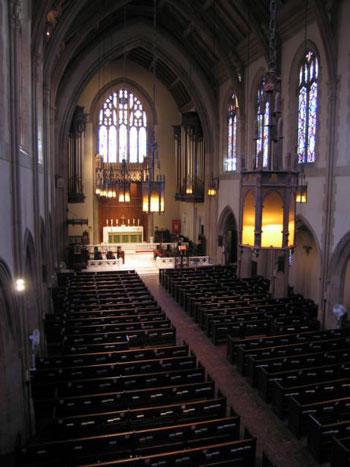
[156,256,210,269]
[87,259,123,267]
[86,243,177,254]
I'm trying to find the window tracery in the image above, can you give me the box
[224,92,238,172]
[98,88,147,163]
[297,50,319,164]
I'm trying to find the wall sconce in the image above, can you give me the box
[207,176,219,197]
[15,278,26,292]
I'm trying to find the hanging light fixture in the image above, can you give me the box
[118,159,131,202]
[142,0,165,214]
[207,176,218,197]
[295,0,308,205]
[240,0,298,252]
[296,168,308,203]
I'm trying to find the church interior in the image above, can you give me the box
[1,0,350,465]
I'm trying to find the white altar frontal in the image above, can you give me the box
[103,226,144,244]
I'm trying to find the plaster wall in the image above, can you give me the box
[335,0,350,168]
[217,178,240,227]
[333,177,350,251]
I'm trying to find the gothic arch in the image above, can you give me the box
[217,206,238,266]
[0,259,15,345]
[289,215,321,307]
[90,78,157,162]
[221,87,241,172]
[328,231,350,319]
[90,78,157,129]
[55,22,216,158]
[23,229,41,345]
[0,258,26,454]
[247,66,267,169]
[287,40,323,166]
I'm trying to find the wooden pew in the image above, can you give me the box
[331,436,350,467]
[287,382,350,437]
[54,397,228,436]
[307,411,350,462]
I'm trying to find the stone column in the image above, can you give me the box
[320,78,339,328]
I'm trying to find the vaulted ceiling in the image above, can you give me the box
[31,0,327,111]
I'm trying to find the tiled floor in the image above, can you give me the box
[141,273,323,467]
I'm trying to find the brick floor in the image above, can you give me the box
[141,273,324,467]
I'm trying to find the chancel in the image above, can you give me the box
[1,0,350,466]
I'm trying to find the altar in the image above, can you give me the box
[103,226,144,244]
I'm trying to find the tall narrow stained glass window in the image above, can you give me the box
[98,88,147,163]
[224,93,238,172]
[297,50,319,164]
[256,77,270,168]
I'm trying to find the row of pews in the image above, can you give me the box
[160,266,350,466]
[159,266,318,344]
[228,329,350,466]
[18,270,258,466]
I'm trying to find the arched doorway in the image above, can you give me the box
[0,261,26,453]
[23,230,43,358]
[218,207,238,266]
[289,217,321,305]
[328,231,350,328]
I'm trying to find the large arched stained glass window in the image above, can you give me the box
[224,92,238,172]
[256,76,270,168]
[297,50,319,164]
[98,88,147,163]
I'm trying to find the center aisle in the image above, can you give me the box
[141,273,319,467]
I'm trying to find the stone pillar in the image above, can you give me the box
[320,78,339,328]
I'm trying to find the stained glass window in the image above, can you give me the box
[256,76,270,168]
[297,50,319,164]
[98,88,147,163]
[224,93,238,172]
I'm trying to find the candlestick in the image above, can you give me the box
[106,219,109,226]
[116,218,118,226]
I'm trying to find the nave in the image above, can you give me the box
[18,269,257,467]
[17,265,350,467]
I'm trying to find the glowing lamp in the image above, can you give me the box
[240,171,298,250]
[207,176,218,197]
[118,191,131,203]
[142,178,165,213]
[185,186,193,195]
[296,184,307,203]
[15,278,26,292]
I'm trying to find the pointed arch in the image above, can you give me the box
[217,206,238,265]
[328,231,350,320]
[223,90,239,172]
[288,40,323,166]
[289,215,321,307]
